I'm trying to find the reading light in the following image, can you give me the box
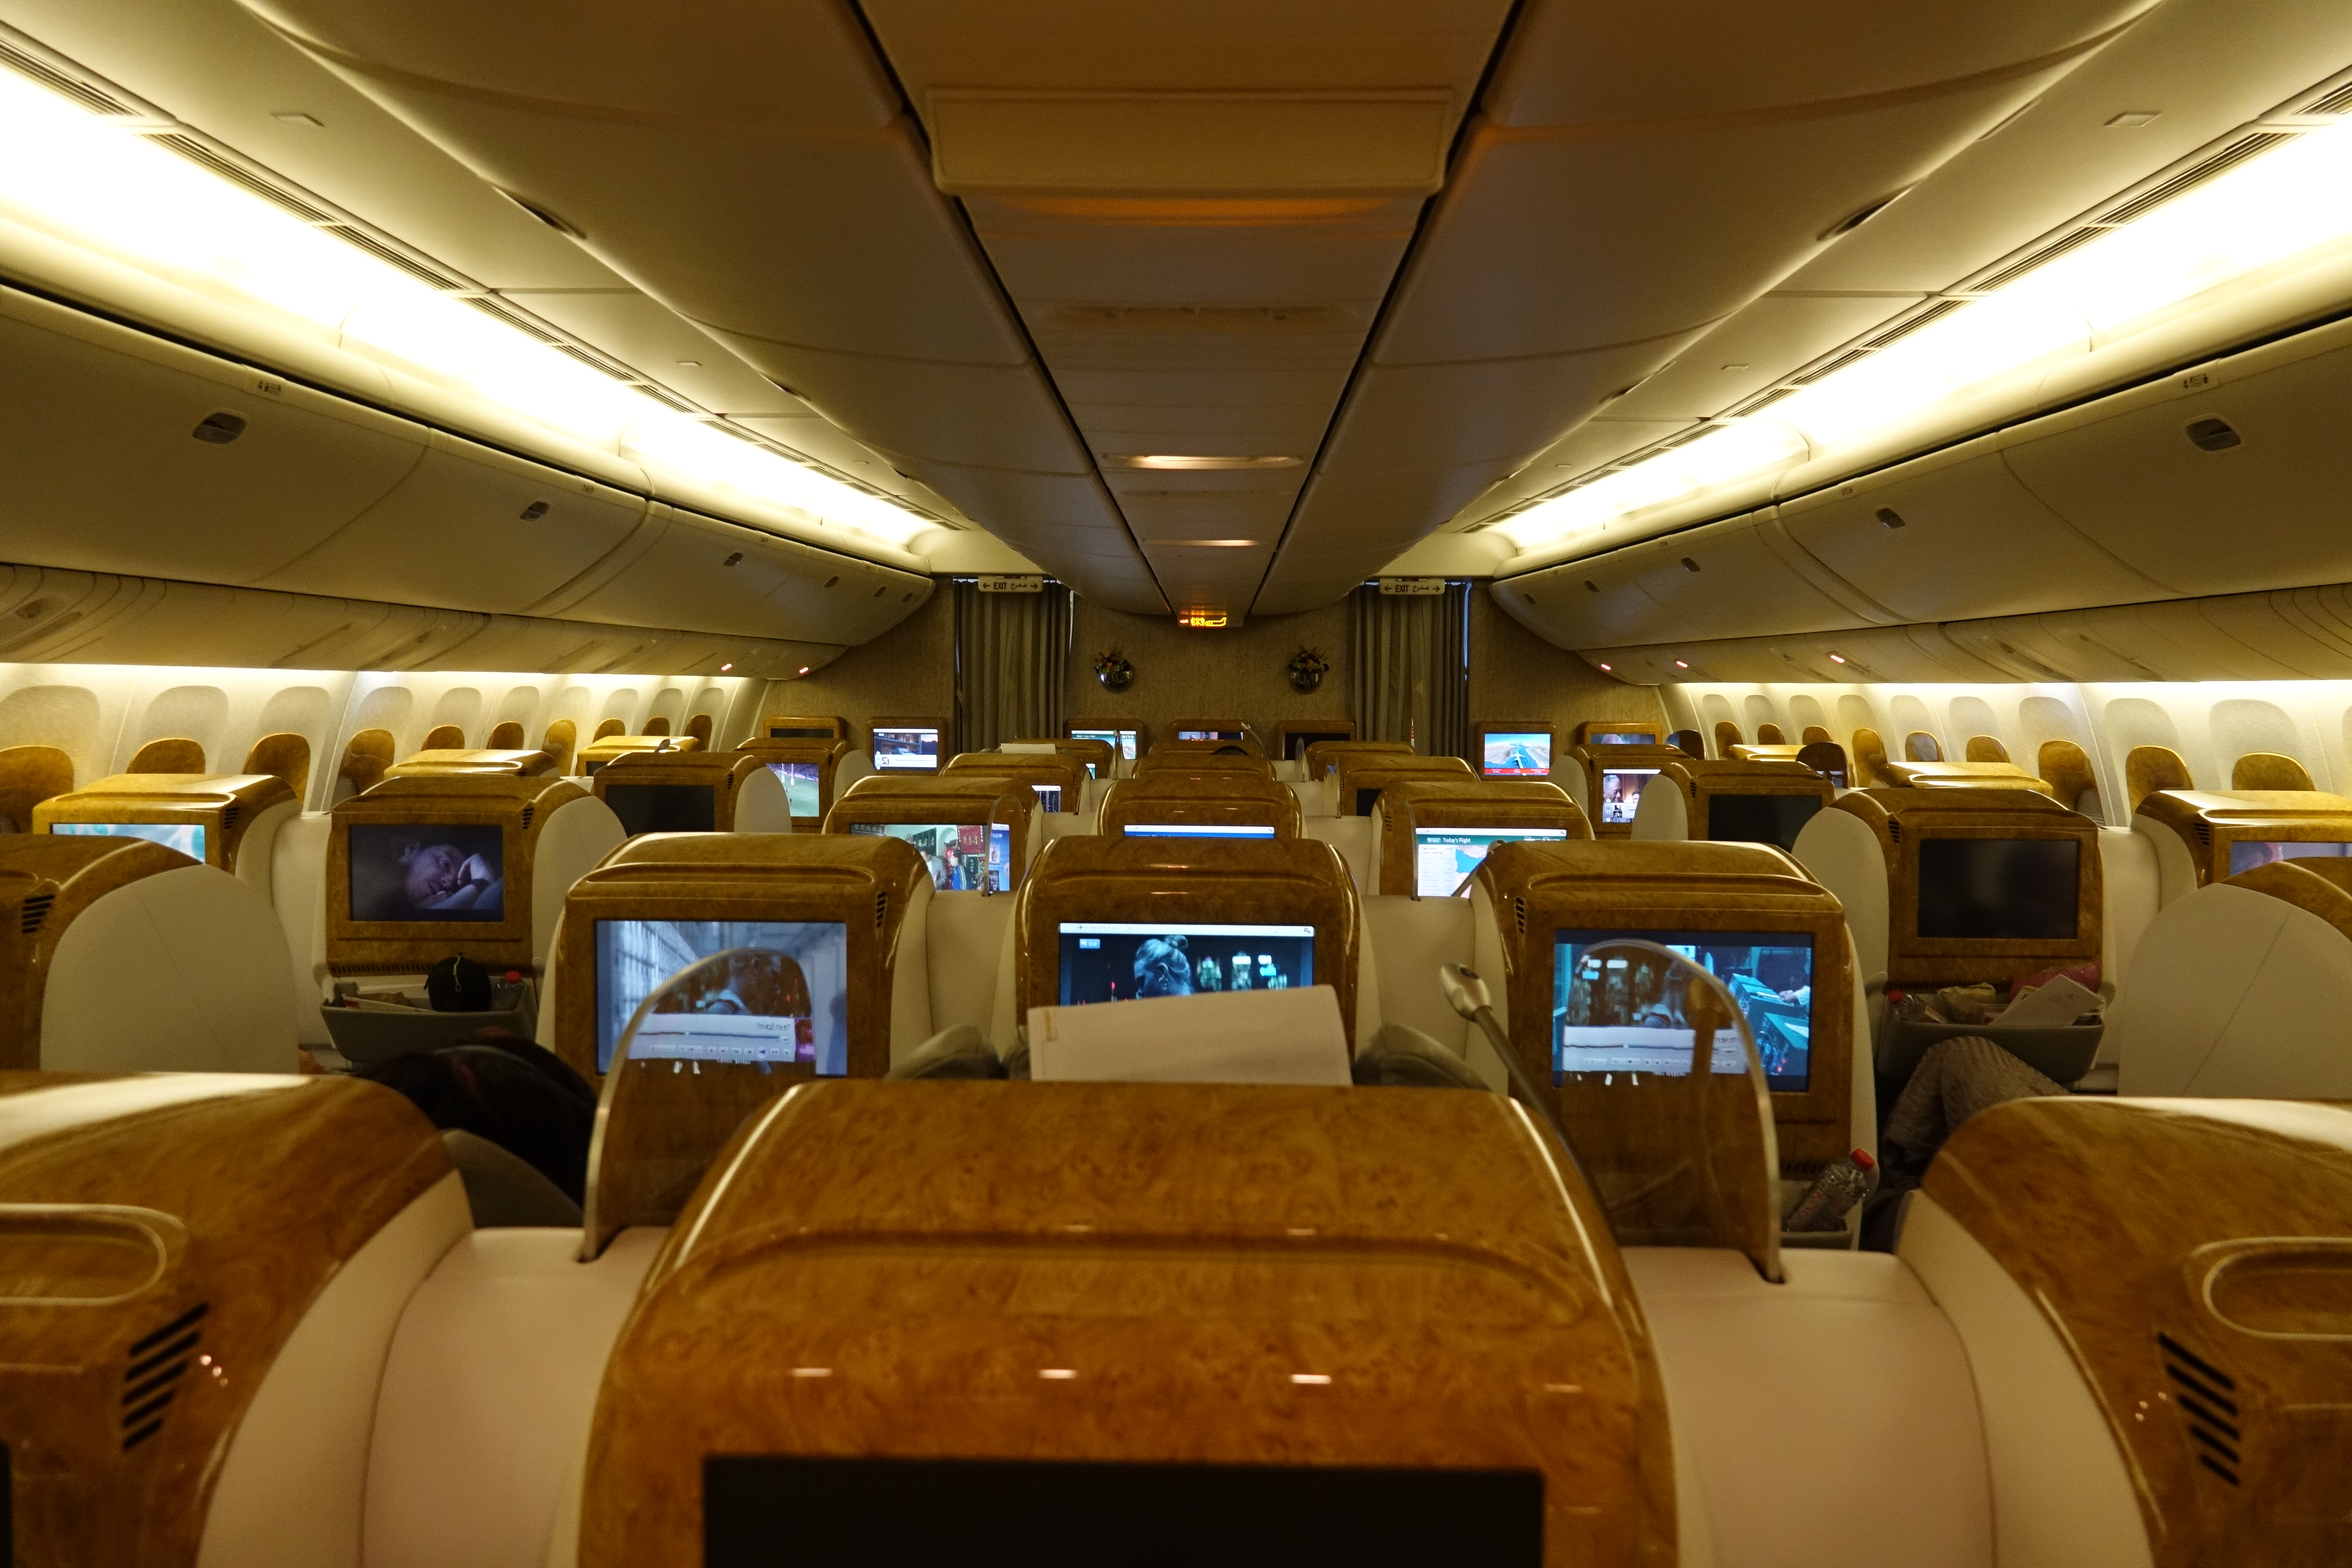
[1596,662,1612,671]
[1038,1368,1079,1380]
[0,65,935,550]
[1829,653,1846,664]
[1674,659,1689,668]
[1498,118,2352,553]
[1106,454,1302,470]
[719,662,733,672]
[1290,1373,1333,1386]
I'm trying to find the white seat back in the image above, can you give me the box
[1304,815,1373,892]
[924,890,1016,1043]
[271,809,335,1046]
[1631,774,1689,840]
[1792,807,1889,983]
[44,863,302,1071]
[531,796,626,969]
[2108,881,2352,1097]
[731,765,792,834]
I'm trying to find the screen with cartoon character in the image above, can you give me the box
[847,821,1010,892]
[1552,929,1812,1092]
[1057,922,1313,1006]
[593,918,848,1074]
[348,823,505,922]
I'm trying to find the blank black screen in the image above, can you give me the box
[1285,730,1350,759]
[705,1456,1542,1567]
[602,783,716,836]
[1916,837,2079,939]
[1706,792,1822,851]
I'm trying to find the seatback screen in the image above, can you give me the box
[847,821,1010,892]
[1705,792,1822,851]
[1123,823,1276,838]
[1592,731,1656,745]
[1413,828,1569,897]
[603,783,717,837]
[1283,729,1350,759]
[767,762,822,817]
[50,821,206,861]
[1597,769,1656,825]
[1032,783,1062,813]
[768,725,834,739]
[1059,922,1313,1004]
[1553,929,1812,1091]
[1916,838,2079,940]
[1177,728,1243,741]
[2230,839,2352,875]
[1481,732,1551,777]
[1073,728,1138,760]
[872,727,939,771]
[348,822,504,921]
[593,918,848,1075]
[706,1456,1541,1567]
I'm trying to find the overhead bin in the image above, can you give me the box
[2000,314,2352,596]
[1779,434,2171,622]
[0,284,426,584]
[261,430,652,613]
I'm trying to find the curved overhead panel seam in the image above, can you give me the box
[1251,0,2158,615]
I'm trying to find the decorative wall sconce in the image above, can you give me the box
[1288,647,1330,694]
[1094,650,1134,692]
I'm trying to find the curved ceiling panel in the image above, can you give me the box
[235,0,1171,611]
[1256,0,2154,613]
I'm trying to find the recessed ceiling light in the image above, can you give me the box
[2106,111,2161,128]
[676,358,703,367]
[1829,653,1846,664]
[1674,659,1688,668]
[1157,538,1260,547]
[272,111,322,128]
[1596,662,1612,671]
[1106,454,1302,471]
[1720,362,1749,370]
[719,662,733,671]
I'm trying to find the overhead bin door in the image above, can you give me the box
[0,289,425,584]
[259,431,650,613]
[2001,318,2352,597]
[1780,434,2172,624]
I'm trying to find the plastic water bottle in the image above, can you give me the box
[1785,1148,1877,1232]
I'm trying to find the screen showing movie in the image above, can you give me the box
[1592,731,1656,745]
[1916,837,2079,940]
[768,762,823,817]
[847,821,1010,892]
[50,820,209,861]
[1413,828,1570,897]
[1706,792,1823,852]
[1552,929,1813,1092]
[1058,922,1313,1005]
[348,822,505,923]
[603,783,717,837]
[872,727,939,771]
[593,918,848,1074]
[1597,769,1657,826]
[1124,823,1277,839]
[1177,728,1242,742]
[2229,838,2352,875]
[1032,783,1063,814]
[1481,732,1552,777]
[1074,728,1138,760]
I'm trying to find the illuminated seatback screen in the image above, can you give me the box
[2229,839,2352,875]
[846,821,1010,892]
[768,762,822,817]
[348,822,503,922]
[50,820,206,861]
[1596,769,1656,826]
[1552,929,1813,1093]
[1413,828,1569,897]
[1481,732,1550,777]
[594,918,848,1075]
[1058,921,1313,1005]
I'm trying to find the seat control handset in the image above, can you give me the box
[1440,962,1592,1189]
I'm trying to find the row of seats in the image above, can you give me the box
[3,814,2338,1567]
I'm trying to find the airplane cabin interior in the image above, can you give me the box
[0,2,2348,1564]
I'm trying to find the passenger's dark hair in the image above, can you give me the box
[362,1034,596,1204]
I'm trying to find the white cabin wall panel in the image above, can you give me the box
[1999,321,2352,597]
[1777,436,2173,623]
[258,432,651,613]
[0,294,427,584]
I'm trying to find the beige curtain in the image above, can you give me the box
[1347,583,1469,759]
[954,581,1070,752]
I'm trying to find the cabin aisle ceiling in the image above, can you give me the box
[76,0,2172,620]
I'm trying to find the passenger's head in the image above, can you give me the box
[362,1034,596,1203]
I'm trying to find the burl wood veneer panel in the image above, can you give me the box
[0,1071,448,1566]
[1927,1098,2352,1567]
[581,1080,1675,1568]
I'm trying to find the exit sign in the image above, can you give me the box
[976,574,1045,593]
[1379,577,1448,596]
